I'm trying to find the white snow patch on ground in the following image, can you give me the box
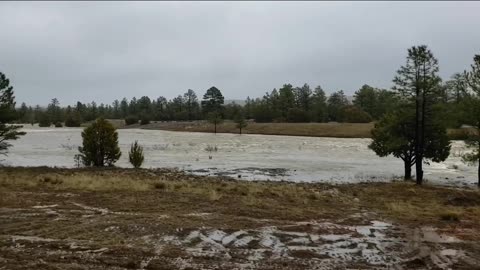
[32,204,58,209]
[146,220,470,269]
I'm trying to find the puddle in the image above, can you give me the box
[139,220,473,269]
[413,227,462,243]
[32,204,58,209]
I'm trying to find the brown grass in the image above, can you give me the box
[125,120,470,139]
[1,167,480,233]
[2,167,480,269]
[126,121,375,138]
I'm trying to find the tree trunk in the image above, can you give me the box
[404,161,412,180]
[214,123,217,134]
[477,124,480,188]
[415,91,423,185]
[477,161,479,188]
[239,127,242,135]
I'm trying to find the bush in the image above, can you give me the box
[439,211,461,222]
[343,106,372,123]
[128,140,144,168]
[125,116,138,126]
[54,122,63,128]
[38,117,51,127]
[287,108,310,123]
[205,145,218,152]
[140,116,150,125]
[65,118,81,127]
[65,113,82,127]
[78,118,121,167]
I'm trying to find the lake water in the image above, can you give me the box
[3,126,477,187]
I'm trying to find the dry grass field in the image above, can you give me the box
[1,167,480,269]
[127,121,376,138]
[126,121,471,140]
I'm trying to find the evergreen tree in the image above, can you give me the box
[311,86,327,122]
[294,83,313,112]
[201,87,224,115]
[234,113,248,134]
[64,106,82,127]
[353,85,377,117]
[120,98,129,118]
[463,54,480,186]
[78,118,121,167]
[47,98,62,125]
[207,112,223,134]
[369,105,450,180]
[184,89,199,120]
[327,90,350,122]
[0,72,26,156]
[278,84,295,118]
[393,45,442,185]
[129,140,144,168]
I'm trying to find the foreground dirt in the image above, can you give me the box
[1,167,480,269]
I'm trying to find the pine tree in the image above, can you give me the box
[369,104,450,180]
[78,118,121,167]
[0,72,26,156]
[201,87,224,115]
[393,45,442,185]
[129,140,144,168]
[463,54,480,186]
[234,114,248,134]
[207,112,223,134]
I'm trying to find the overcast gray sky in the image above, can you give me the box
[1,1,479,106]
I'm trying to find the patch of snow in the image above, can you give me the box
[32,204,58,209]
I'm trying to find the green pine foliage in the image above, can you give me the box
[78,118,121,167]
[369,105,451,180]
[128,140,144,169]
[207,112,224,134]
[0,72,26,155]
[234,114,248,134]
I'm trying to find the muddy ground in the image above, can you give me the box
[1,167,480,269]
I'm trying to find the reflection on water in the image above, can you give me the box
[3,126,477,186]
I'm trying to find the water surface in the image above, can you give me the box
[4,126,477,186]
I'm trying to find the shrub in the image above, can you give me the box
[65,113,82,127]
[78,118,121,167]
[439,211,461,222]
[154,182,167,190]
[54,122,63,128]
[287,108,310,123]
[205,145,218,152]
[140,116,150,125]
[343,105,372,123]
[38,117,51,127]
[128,140,145,168]
[125,116,138,126]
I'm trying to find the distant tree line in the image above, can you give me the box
[15,76,474,129]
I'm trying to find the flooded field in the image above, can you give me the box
[3,126,477,186]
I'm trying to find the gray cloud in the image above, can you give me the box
[1,1,479,106]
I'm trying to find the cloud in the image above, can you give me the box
[1,1,479,106]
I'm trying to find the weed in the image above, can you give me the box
[439,211,461,222]
[154,182,167,190]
